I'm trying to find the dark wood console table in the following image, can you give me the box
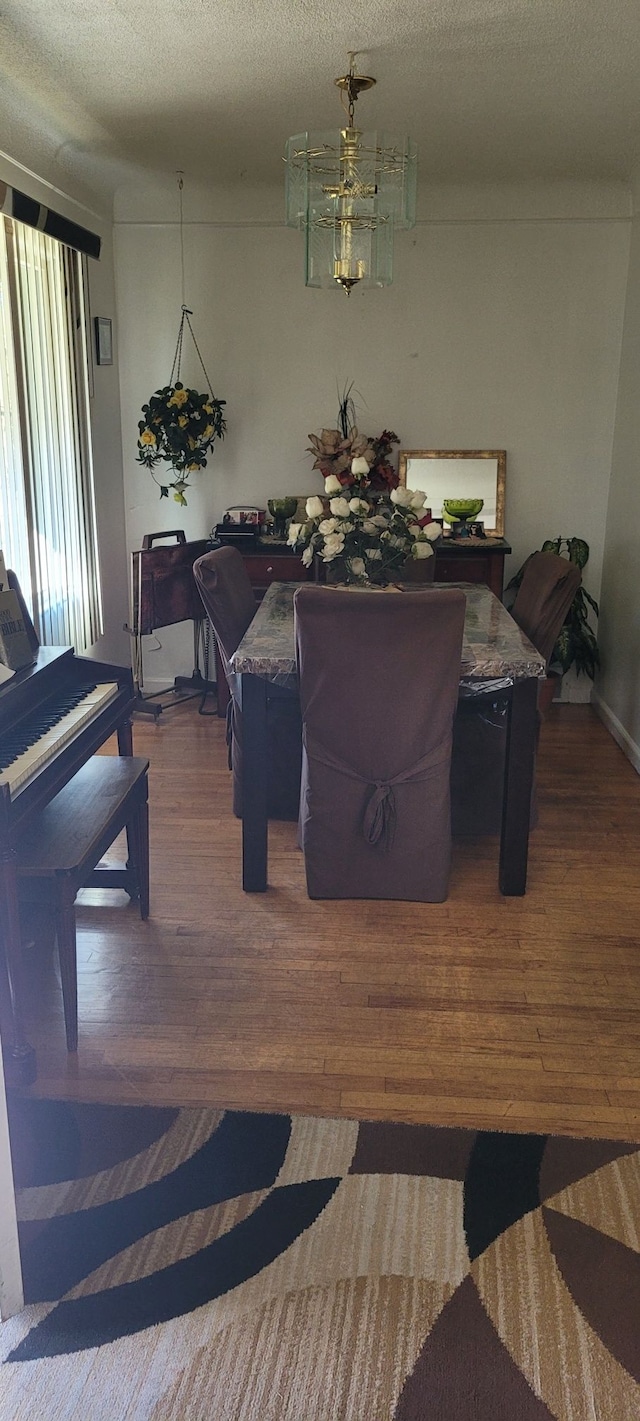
[434,536,511,597]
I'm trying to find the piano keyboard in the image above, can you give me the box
[0,682,120,796]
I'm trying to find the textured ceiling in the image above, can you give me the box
[2,0,640,199]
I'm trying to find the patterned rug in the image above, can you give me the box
[2,1097,640,1419]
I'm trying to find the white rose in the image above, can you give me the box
[329,496,352,518]
[424,522,441,542]
[351,455,370,477]
[410,489,428,509]
[390,486,414,507]
[389,535,406,548]
[318,517,338,535]
[301,545,314,567]
[324,474,342,495]
[412,540,434,559]
[366,547,383,561]
[349,557,366,577]
[407,523,422,538]
[362,520,379,534]
[321,531,346,561]
[371,513,389,528]
[349,497,369,514]
[306,495,325,519]
[287,522,302,546]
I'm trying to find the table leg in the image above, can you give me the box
[499,677,538,896]
[241,673,269,892]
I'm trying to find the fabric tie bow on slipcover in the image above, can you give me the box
[304,730,451,852]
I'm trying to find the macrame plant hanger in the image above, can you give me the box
[131,172,216,719]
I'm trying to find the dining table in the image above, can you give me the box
[230,581,547,896]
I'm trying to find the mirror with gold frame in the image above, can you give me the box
[397,450,506,537]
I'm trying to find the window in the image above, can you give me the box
[0,218,102,651]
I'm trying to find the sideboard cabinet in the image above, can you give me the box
[433,537,511,598]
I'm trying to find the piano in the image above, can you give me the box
[0,641,135,1087]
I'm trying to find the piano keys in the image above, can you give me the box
[0,643,135,1087]
[0,679,120,797]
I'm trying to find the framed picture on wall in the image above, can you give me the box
[94,316,113,366]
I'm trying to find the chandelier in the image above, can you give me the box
[284,52,417,295]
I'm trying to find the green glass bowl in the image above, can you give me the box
[442,497,484,525]
[267,498,298,520]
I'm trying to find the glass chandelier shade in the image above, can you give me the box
[284,60,417,294]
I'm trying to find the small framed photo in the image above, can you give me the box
[94,316,113,366]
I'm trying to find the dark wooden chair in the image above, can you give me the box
[193,546,302,820]
[294,586,466,901]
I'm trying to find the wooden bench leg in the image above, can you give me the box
[126,789,150,921]
[55,884,78,1053]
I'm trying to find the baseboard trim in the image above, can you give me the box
[591,690,640,775]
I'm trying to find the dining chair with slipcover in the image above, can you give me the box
[294,585,466,901]
[193,546,302,820]
[451,550,582,835]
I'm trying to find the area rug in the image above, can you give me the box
[2,1098,640,1420]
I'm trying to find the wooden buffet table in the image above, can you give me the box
[230,581,545,899]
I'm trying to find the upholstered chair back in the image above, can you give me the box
[511,551,581,669]
[294,586,466,901]
[194,547,302,821]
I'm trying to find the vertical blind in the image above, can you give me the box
[0,217,102,651]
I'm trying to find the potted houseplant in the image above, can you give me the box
[505,536,599,706]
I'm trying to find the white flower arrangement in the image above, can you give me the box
[288,464,440,585]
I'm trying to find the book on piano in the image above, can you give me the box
[0,564,37,671]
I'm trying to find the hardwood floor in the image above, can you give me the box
[15,699,640,1140]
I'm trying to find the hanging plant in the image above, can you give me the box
[136,306,226,506]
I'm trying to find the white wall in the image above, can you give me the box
[595,182,640,767]
[114,178,630,694]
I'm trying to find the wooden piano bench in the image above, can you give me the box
[15,755,150,1052]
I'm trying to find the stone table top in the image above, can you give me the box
[231,582,546,695]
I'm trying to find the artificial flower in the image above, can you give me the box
[168,387,189,408]
[289,487,440,585]
[390,486,415,507]
[306,495,325,519]
[321,531,347,561]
